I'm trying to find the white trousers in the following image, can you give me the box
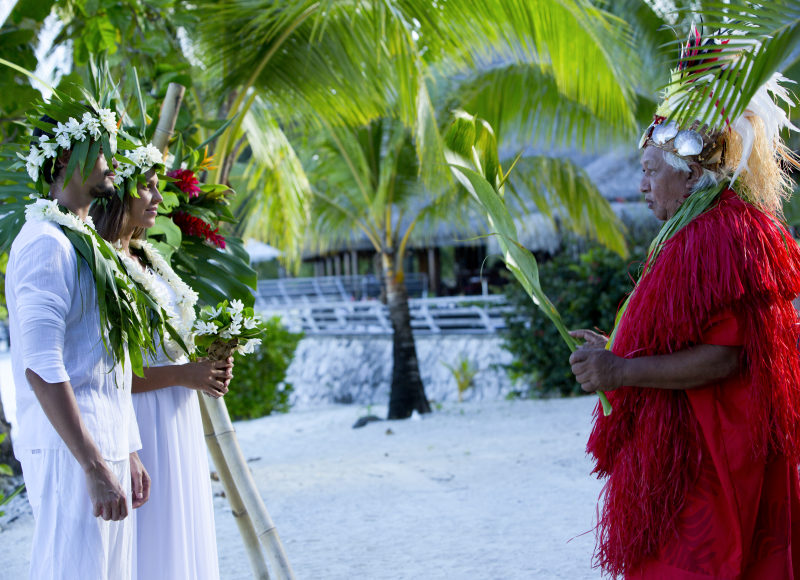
[20,449,133,580]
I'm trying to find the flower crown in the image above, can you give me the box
[22,108,119,192]
[12,56,167,199]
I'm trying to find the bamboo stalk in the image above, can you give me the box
[152,82,186,156]
[200,394,296,580]
[199,395,271,580]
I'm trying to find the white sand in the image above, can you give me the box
[0,397,605,580]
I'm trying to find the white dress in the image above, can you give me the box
[131,270,220,580]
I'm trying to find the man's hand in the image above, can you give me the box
[569,329,609,350]
[129,452,150,509]
[84,461,129,521]
[569,347,626,394]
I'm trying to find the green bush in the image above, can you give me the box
[502,242,646,397]
[224,317,303,421]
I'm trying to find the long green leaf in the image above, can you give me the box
[451,164,612,415]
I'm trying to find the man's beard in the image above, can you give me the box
[88,177,116,199]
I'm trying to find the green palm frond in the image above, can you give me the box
[442,0,640,134]
[504,156,628,258]
[667,1,800,130]
[231,97,311,268]
[448,63,638,149]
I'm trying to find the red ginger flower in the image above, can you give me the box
[167,169,202,198]
[172,211,226,249]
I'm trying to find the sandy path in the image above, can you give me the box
[0,397,605,580]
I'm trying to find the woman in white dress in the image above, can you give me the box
[90,169,232,580]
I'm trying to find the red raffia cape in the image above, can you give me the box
[588,190,800,578]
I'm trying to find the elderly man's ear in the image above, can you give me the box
[686,161,704,192]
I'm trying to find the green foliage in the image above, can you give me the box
[441,357,479,402]
[223,318,302,421]
[502,242,646,397]
[0,433,25,517]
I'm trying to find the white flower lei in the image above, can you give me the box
[25,198,96,234]
[115,239,198,360]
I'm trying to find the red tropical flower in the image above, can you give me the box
[172,211,226,249]
[167,169,202,198]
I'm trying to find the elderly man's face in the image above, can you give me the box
[639,146,698,221]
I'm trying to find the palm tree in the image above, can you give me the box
[194,0,643,418]
[194,0,643,259]
[300,117,626,418]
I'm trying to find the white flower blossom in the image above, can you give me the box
[24,146,45,181]
[228,299,244,315]
[54,121,72,149]
[220,321,242,340]
[65,117,87,142]
[243,315,262,330]
[194,320,218,335]
[143,143,163,167]
[97,108,118,135]
[39,137,59,158]
[237,338,261,354]
[82,112,102,140]
[208,305,225,318]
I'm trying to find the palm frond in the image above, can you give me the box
[447,63,637,149]
[504,155,628,257]
[442,0,640,134]
[231,97,311,268]
[667,1,800,130]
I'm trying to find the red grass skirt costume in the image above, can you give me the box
[588,191,800,579]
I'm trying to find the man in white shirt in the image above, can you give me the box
[7,120,150,580]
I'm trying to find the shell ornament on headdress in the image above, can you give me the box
[640,23,799,216]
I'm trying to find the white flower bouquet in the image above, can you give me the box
[193,299,264,361]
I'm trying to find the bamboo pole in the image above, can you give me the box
[199,396,271,580]
[199,393,296,580]
[152,82,186,156]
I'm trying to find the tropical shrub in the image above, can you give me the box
[502,242,646,397]
[224,318,303,421]
[0,433,24,517]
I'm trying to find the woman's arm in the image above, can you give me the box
[132,358,234,398]
[568,337,741,394]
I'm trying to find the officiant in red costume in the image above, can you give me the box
[569,24,800,580]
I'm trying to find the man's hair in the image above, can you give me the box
[661,149,719,193]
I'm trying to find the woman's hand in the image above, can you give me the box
[181,357,234,398]
[568,329,609,350]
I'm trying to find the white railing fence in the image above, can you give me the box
[258,295,510,335]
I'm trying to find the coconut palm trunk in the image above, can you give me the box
[383,252,430,419]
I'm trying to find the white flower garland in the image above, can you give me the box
[116,239,198,361]
[115,144,164,186]
[25,198,96,234]
[21,109,118,185]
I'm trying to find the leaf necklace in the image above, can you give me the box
[25,198,175,378]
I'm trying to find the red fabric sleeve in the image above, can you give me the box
[701,311,745,346]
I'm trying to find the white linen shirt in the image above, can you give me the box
[7,219,141,461]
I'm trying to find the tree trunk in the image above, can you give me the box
[383,252,431,419]
[0,393,20,474]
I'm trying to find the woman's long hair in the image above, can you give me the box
[90,191,145,244]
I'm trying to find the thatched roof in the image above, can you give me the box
[305,150,657,259]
